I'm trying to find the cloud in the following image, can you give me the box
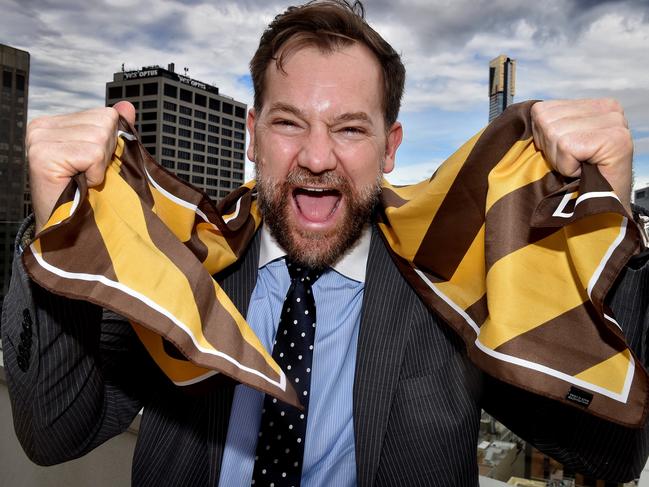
[2,0,648,183]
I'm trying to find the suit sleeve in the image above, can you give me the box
[1,217,158,466]
[483,253,649,482]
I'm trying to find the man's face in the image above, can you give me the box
[248,43,402,268]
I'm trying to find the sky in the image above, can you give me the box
[2,0,649,189]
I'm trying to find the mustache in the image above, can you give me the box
[284,168,350,189]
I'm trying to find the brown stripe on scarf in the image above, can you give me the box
[484,172,562,271]
[138,192,275,374]
[493,302,628,376]
[414,101,535,279]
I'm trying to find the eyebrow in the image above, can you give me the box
[268,103,373,126]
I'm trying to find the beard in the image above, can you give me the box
[255,164,382,269]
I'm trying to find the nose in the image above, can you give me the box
[297,126,337,174]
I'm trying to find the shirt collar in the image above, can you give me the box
[258,224,371,283]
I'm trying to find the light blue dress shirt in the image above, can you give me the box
[218,226,370,486]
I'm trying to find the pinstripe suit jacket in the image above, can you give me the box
[3,219,649,486]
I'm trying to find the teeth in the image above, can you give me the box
[303,187,326,193]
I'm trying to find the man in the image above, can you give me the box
[3,0,648,485]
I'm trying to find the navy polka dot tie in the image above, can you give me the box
[251,260,321,487]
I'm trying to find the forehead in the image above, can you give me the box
[262,43,384,118]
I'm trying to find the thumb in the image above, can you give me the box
[113,100,136,127]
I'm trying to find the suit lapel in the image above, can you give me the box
[208,229,261,485]
[353,225,416,486]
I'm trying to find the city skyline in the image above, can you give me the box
[1,0,648,188]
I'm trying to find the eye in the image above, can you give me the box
[340,126,366,136]
[273,119,298,127]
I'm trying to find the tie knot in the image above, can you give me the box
[286,259,321,284]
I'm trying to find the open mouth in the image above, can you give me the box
[293,186,342,223]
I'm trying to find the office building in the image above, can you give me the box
[106,64,247,200]
[635,185,649,212]
[0,44,29,305]
[488,54,516,122]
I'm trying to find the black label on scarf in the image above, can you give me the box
[566,387,593,408]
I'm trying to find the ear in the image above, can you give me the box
[247,108,257,163]
[382,121,403,174]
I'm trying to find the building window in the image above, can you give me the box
[206,188,218,197]
[141,134,156,144]
[162,136,176,146]
[192,164,205,173]
[179,128,191,138]
[194,132,206,141]
[146,146,156,155]
[233,162,244,170]
[142,111,157,121]
[108,86,122,99]
[637,190,646,199]
[220,190,229,198]
[130,101,140,109]
[193,143,205,152]
[142,99,157,109]
[163,100,177,111]
[209,98,220,111]
[234,131,245,140]
[208,146,219,155]
[234,142,244,150]
[222,118,233,127]
[192,154,205,163]
[195,110,206,119]
[207,157,219,165]
[195,93,207,106]
[161,147,175,157]
[143,82,158,95]
[206,167,218,175]
[223,102,233,115]
[179,105,192,115]
[161,160,175,169]
[222,159,232,168]
[178,162,190,171]
[178,151,191,160]
[194,121,206,130]
[178,173,189,181]
[163,124,176,134]
[125,84,140,97]
[233,171,244,180]
[235,106,246,118]
[191,175,204,184]
[207,177,219,186]
[180,88,192,102]
[235,121,245,130]
[208,114,220,123]
[178,139,191,148]
[234,151,244,160]
[164,83,177,98]
[222,128,232,137]
[179,117,191,127]
[222,139,232,148]
[163,112,176,122]
[208,135,219,144]
[208,125,219,134]
[221,169,231,178]
[141,123,156,132]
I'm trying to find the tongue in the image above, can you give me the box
[295,193,340,222]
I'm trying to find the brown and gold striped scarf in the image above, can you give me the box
[23,101,647,426]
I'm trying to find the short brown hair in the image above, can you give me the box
[249,0,405,127]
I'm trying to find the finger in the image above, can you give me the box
[532,99,625,127]
[29,140,111,185]
[27,106,119,132]
[113,100,136,127]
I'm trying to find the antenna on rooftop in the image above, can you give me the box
[184,67,189,76]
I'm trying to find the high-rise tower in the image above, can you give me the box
[106,64,247,201]
[488,55,516,122]
[0,44,29,305]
